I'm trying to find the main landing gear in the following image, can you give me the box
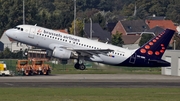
[74,59,86,70]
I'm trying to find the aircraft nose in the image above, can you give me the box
[4,29,14,38]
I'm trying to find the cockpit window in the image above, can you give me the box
[14,26,23,31]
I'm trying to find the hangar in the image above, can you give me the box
[162,50,180,76]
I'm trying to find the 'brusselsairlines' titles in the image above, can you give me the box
[44,30,80,42]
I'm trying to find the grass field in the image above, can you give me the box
[0,88,180,101]
[1,59,161,75]
[0,60,178,101]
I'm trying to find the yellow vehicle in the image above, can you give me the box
[0,61,13,76]
[0,63,5,71]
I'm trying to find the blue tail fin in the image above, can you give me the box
[136,29,175,59]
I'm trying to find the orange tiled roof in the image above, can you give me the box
[146,20,177,32]
[55,29,68,34]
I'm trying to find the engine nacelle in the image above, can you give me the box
[52,48,72,59]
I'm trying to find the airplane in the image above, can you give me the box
[5,24,175,70]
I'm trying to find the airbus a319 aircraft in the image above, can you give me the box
[5,25,175,70]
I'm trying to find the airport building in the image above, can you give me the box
[162,50,180,76]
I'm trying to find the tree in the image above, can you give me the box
[92,13,106,29]
[3,47,11,59]
[166,4,180,24]
[69,19,84,37]
[139,33,154,47]
[2,0,180,38]
[111,31,124,47]
[173,34,180,50]
[149,0,169,16]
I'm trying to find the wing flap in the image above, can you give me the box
[74,48,113,56]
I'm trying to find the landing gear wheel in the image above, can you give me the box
[79,64,86,70]
[74,63,80,69]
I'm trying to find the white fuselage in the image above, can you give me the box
[5,25,136,65]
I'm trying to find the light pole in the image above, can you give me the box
[90,18,92,39]
[23,0,25,24]
[174,40,176,50]
[74,0,76,35]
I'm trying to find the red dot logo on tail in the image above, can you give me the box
[148,50,153,55]
[145,45,150,49]
[149,42,153,46]
[155,51,160,55]
[140,49,146,54]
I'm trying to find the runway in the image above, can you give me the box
[0,74,180,88]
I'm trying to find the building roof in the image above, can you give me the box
[106,22,117,32]
[0,41,4,51]
[121,20,149,33]
[146,20,177,32]
[122,35,140,44]
[84,23,111,42]
[145,26,164,35]
[0,32,12,44]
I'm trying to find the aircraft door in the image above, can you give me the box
[28,27,36,38]
[129,53,136,64]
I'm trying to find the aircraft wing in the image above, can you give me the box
[49,43,113,56]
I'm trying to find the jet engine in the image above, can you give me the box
[52,48,72,59]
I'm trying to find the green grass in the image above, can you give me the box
[0,88,180,101]
[51,63,161,74]
[0,59,161,75]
